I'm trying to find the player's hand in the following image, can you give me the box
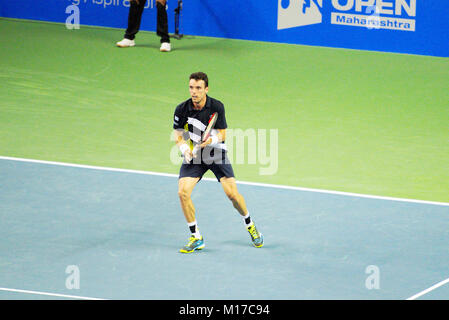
[199,137,212,149]
[192,145,200,158]
[184,150,193,162]
[200,135,220,149]
[179,143,193,162]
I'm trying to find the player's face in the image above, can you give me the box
[189,79,208,107]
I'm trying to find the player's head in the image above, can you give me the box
[189,72,209,107]
[189,72,208,88]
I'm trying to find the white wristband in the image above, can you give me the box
[210,135,219,145]
[179,143,190,154]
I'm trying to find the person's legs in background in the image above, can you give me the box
[156,0,171,52]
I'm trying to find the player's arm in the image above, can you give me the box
[200,129,226,148]
[174,129,186,146]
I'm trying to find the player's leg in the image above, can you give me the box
[117,0,146,47]
[209,159,250,218]
[219,177,248,217]
[211,157,264,248]
[208,157,247,216]
[178,162,208,253]
[156,0,171,52]
[219,177,263,248]
[178,176,200,225]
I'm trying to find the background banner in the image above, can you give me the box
[1,0,447,57]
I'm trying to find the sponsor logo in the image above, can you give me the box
[278,0,323,30]
[278,0,417,32]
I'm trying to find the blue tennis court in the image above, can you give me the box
[0,157,448,300]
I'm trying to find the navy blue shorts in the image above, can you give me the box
[179,161,235,182]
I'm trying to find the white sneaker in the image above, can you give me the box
[116,38,135,48]
[160,42,171,52]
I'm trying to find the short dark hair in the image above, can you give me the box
[189,72,208,88]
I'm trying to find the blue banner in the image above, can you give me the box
[1,0,447,57]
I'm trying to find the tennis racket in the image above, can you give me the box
[192,112,218,158]
[201,112,218,143]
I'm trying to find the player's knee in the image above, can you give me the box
[178,188,191,202]
[226,190,239,202]
[156,0,166,5]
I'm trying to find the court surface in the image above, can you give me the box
[1,157,448,300]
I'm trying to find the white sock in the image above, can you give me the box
[242,212,253,227]
[188,220,202,239]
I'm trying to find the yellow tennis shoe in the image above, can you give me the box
[247,224,264,248]
[179,235,205,253]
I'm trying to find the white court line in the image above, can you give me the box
[406,278,449,300]
[0,155,448,207]
[0,287,106,300]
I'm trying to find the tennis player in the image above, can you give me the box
[173,72,264,253]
